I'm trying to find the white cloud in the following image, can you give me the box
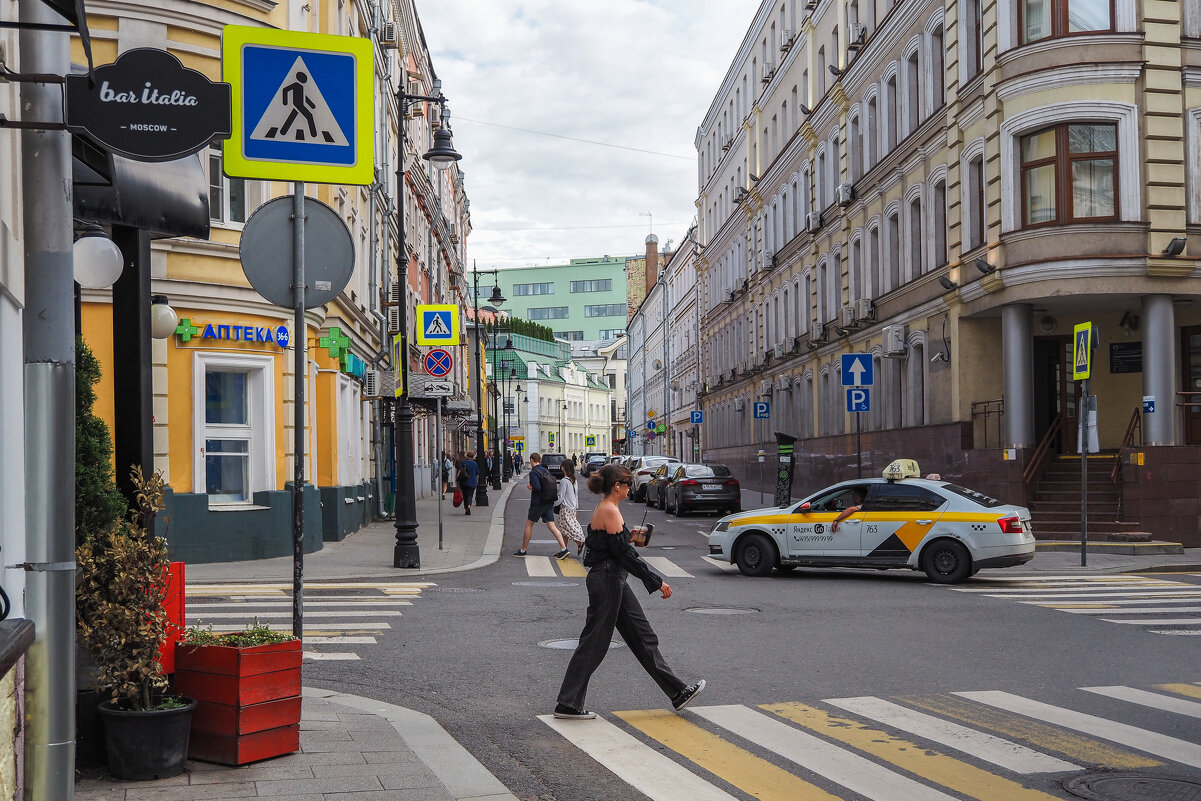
[416,0,755,268]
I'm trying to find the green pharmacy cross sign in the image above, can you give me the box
[174,318,201,342]
[320,327,350,360]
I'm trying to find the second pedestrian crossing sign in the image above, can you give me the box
[416,304,459,346]
[222,26,373,185]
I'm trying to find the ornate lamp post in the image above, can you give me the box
[393,82,461,568]
[470,269,504,506]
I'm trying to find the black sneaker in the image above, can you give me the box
[671,679,706,712]
[553,704,596,720]
[512,549,528,557]
[554,548,570,560]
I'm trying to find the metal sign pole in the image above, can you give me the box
[856,409,863,479]
[437,397,444,550]
[1080,378,1089,567]
[292,185,306,639]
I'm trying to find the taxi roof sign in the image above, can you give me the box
[882,459,921,481]
[222,26,374,185]
[416,304,459,346]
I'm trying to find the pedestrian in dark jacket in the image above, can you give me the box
[552,463,705,720]
[457,451,479,515]
[513,452,568,558]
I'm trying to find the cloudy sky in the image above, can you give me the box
[416,1,756,271]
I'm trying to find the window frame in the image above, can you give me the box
[193,351,277,506]
[1018,122,1119,229]
[208,144,248,228]
[1019,0,1115,45]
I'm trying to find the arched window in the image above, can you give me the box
[908,194,923,278]
[887,212,901,290]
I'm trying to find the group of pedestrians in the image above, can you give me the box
[441,451,482,515]
[510,453,706,721]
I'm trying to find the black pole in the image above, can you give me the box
[110,225,153,507]
[393,90,421,568]
[471,269,490,506]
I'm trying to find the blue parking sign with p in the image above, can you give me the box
[753,401,770,419]
[846,388,870,413]
[690,410,703,425]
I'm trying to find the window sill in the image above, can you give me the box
[209,503,272,512]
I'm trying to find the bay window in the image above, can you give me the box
[1020,123,1117,228]
[1021,0,1113,43]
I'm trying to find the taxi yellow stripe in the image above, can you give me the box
[895,521,935,552]
[1155,683,1201,701]
[898,695,1161,768]
[615,709,842,801]
[763,702,1063,801]
[729,514,793,526]
[557,557,588,578]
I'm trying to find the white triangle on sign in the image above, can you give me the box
[250,56,349,146]
[425,312,450,337]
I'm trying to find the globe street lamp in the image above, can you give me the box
[471,268,504,506]
[394,83,461,568]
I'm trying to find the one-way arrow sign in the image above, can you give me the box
[841,353,874,387]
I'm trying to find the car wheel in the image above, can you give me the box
[658,492,666,510]
[676,502,687,517]
[735,533,777,577]
[921,539,972,584]
[635,486,646,502]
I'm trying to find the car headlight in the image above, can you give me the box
[714,522,731,532]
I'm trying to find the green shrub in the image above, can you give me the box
[75,337,126,548]
[183,619,297,648]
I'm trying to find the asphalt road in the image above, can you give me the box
[301,484,1201,801]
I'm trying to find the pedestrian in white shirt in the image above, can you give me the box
[557,459,585,555]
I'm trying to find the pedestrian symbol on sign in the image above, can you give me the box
[251,60,348,145]
[425,312,450,338]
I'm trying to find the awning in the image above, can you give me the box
[74,148,210,240]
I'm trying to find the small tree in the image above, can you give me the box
[76,467,173,711]
[75,337,126,547]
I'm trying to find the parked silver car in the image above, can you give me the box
[629,456,682,501]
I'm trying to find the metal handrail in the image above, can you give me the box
[1111,406,1141,484]
[971,397,1005,449]
[1024,412,1063,485]
[1178,391,1201,408]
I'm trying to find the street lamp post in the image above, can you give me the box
[487,321,503,490]
[393,82,461,568]
[470,268,504,506]
[559,401,567,455]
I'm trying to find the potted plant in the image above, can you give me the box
[76,467,196,781]
[175,621,302,765]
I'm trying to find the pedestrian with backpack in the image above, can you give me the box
[456,451,479,516]
[514,452,569,558]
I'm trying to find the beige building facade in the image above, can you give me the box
[696,0,1201,544]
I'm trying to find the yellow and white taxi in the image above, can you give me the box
[708,459,1035,583]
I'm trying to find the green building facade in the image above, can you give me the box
[476,256,629,342]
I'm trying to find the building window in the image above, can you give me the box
[570,279,612,293]
[209,145,246,225]
[964,0,982,79]
[887,213,901,290]
[513,282,555,296]
[584,304,626,318]
[1021,0,1112,43]
[555,330,584,341]
[194,352,275,505]
[598,329,625,340]
[968,154,986,248]
[933,179,948,267]
[908,196,923,278]
[529,306,570,320]
[1020,123,1116,227]
[337,375,363,486]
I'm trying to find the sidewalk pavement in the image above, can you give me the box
[78,480,1201,799]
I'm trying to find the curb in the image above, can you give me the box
[303,687,518,801]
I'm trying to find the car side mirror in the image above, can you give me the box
[799,502,811,512]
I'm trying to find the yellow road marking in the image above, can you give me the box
[898,695,1160,769]
[557,558,588,578]
[616,710,842,801]
[763,702,1063,801]
[1155,683,1201,701]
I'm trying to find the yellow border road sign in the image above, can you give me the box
[222,26,373,185]
[416,304,459,346]
[1073,322,1092,380]
[392,333,404,397]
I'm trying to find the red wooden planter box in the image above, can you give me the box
[174,639,302,765]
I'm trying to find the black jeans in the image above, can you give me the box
[556,565,686,710]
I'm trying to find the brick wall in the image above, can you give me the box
[1118,446,1201,547]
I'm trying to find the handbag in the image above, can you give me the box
[452,487,463,508]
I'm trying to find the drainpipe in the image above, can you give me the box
[370,18,390,519]
[21,4,76,798]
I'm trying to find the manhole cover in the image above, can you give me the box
[1065,772,1201,801]
[685,606,759,615]
[539,638,624,650]
[513,581,579,587]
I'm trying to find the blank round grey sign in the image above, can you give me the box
[239,195,354,309]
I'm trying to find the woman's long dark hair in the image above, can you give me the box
[562,459,577,484]
[588,463,632,496]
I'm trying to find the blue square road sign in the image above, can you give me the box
[841,353,874,386]
[690,410,703,425]
[846,388,870,413]
[753,401,770,419]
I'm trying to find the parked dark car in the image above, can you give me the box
[644,463,674,508]
[542,453,568,480]
[664,463,741,515]
[581,453,608,477]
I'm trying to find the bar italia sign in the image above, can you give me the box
[66,48,232,162]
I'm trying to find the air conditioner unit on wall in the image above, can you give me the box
[855,297,875,322]
[809,322,827,342]
[806,211,822,232]
[387,282,401,334]
[734,398,746,411]
[805,0,817,10]
[840,305,857,328]
[381,21,399,49]
[780,29,794,52]
[848,23,867,51]
[772,343,786,359]
[364,369,380,398]
[761,62,776,83]
[836,183,855,206]
[780,374,793,390]
[884,324,908,356]
[760,379,773,395]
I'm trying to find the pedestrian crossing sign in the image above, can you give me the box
[1072,322,1093,380]
[221,26,373,185]
[416,304,459,346]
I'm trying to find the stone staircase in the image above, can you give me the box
[1026,453,1148,542]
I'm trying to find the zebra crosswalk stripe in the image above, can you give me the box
[538,715,741,801]
[643,556,693,577]
[524,557,557,577]
[1082,686,1201,718]
[955,690,1201,768]
[691,704,958,801]
[702,556,739,573]
[825,696,1078,773]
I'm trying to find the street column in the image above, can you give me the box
[1142,294,1177,445]
[1001,303,1034,448]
